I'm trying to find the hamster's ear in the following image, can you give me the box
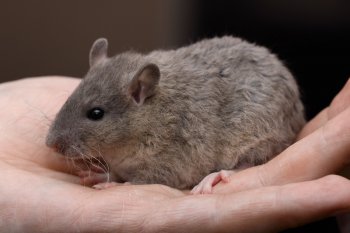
[89,38,108,67]
[128,63,160,105]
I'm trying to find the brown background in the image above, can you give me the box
[0,0,195,82]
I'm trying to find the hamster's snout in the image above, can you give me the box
[46,135,68,154]
[46,133,85,158]
[51,143,64,153]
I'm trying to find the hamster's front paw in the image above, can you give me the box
[93,181,131,190]
[78,170,109,186]
[191,170,236,195]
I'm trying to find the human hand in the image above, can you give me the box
[1,77,350,233]
[0,77,184,232]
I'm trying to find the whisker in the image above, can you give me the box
[71,145,91,173]
[89,146,109,175]
[91,143,110,182]
[64,144,111,184]
[71,145,106,176]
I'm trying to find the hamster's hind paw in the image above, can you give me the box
[190,170,235,195]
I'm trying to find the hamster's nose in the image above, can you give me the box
[49,142,66,154]
[51,143,61,152]
[46,136,67,155]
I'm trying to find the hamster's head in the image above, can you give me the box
[46,38,160,158]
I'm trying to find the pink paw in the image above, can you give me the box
[78,170,109,186]
[191,170,235,195]
[93,182,131,190]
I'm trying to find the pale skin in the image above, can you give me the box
[1,76,350,233]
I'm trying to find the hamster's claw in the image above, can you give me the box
[191,170,234,195]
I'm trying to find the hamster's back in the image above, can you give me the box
[147,36,305,169]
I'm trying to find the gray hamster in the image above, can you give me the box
[46,36,305,189]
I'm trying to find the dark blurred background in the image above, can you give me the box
[1,1,350,232]
[1,0,350,119]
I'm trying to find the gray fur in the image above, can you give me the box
[46,36,305,189]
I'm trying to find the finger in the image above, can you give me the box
[142,175,350,233]
[297,108,328,140]
[214,175,350,233]
[214,105,350,193]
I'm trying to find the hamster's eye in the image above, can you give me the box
[87,107,104,121]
